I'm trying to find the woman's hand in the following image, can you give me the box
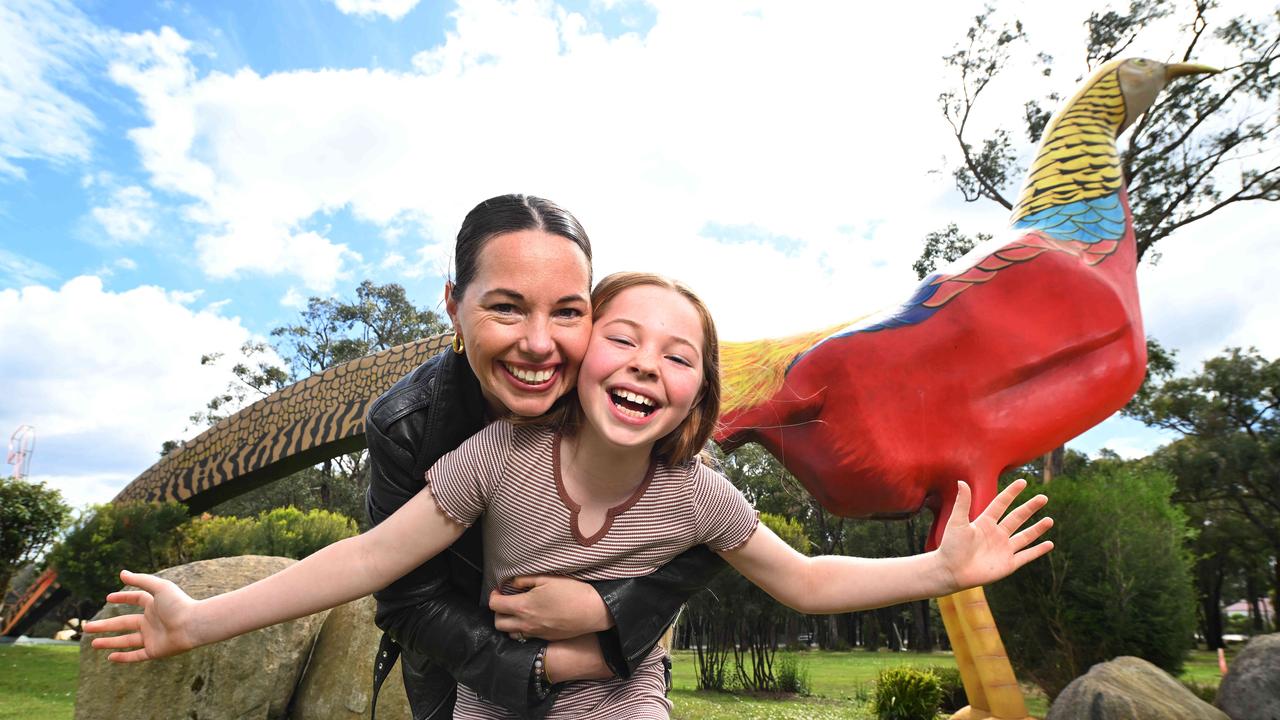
[489,575,613,641]
[937,479,1054,592]
[82,569,201,663]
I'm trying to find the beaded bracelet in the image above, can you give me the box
[533,644,552,699]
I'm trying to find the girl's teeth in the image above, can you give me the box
[616,390,654,406]
[616,404,649,419]
[506,364,554,384]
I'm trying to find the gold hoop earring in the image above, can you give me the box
[451,333,465,354]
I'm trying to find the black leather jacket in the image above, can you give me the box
[365,349,727,719]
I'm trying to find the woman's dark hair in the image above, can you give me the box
[452,194,593,299]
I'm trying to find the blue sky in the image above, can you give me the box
[1,0,1275,509]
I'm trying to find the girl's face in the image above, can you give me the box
[446,229,592,417]
[577,284,706,453]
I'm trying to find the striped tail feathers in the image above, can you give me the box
[720,321,851,415]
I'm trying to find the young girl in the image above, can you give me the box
[86,272,1053,718]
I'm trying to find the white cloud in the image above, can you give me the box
[101,0,1272,353]
[0,0,105,177]
[381,246,448,282]
[24,472,136,513]
[0,248,58,286]
[108,27,361,290]
[0,276,266,507]
[280,287,306,308]
[103,1,980,318]
[91,184,156,242]
[194,226,359,292]
[167,287,202,304]
[1138,201,1280,371]
[331,0,422,21]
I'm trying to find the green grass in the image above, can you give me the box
[0,643,1231,720]
[1179,645,1236,685]
[669,648,1231,719]
[0,644,78,720]
[668,649,888,719]
[668,649,1047,719]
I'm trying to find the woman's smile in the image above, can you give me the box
[500,361,561,388]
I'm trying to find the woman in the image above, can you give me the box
[364,194,725,719]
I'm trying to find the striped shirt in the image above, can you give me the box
[426,420,759,719]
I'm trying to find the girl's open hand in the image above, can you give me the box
[82,569,201,663]
[937,479,1053,592]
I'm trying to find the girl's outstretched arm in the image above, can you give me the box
[84,485,466,663]
[718,479,1053,615]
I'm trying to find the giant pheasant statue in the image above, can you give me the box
[715,57,1216,718]
[5,58,1215,719]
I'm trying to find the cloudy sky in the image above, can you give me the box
[2,0,1275,510]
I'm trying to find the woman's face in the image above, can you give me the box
[446,229,592,417]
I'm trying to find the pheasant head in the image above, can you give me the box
[1115,58,1219,134]
[1011,57,1217,225]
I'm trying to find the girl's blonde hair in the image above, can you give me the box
[551,271,721,466]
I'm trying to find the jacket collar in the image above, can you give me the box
[438,349,488,429]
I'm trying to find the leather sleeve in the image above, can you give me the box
[589,544,728,677]
[366,399,553,717]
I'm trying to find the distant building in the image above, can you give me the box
[1224,597,1275,625]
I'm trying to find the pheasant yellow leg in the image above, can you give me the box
[938,593,989,717]
[939,587,1029,720]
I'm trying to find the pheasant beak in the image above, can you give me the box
[1165,62,1219,80]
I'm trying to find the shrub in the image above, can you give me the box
[776,652,811,695]
[874,667,941,720]
[47,501,190,610]
[184,514,256,560]
[681,512,809,693]
[985,464,1197,698]
[187,507,357,560]
[246,507,356,559]
[927,666,966,713]
[45,502,358,618]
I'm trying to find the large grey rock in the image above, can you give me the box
[291,594,410,719]
[76,556,330,720]
[1216,633,1280,720]
[1046,656,1228,720]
